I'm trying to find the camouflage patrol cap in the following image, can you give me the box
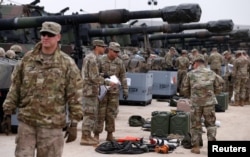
[10,44,22,53]
[201,48,207,52]
[5,50,16,59]
[193,55,205,62]
[212,47,217,51]
[235,50,242,55]
[222,50,230,55]
[109,42,121,52]
[121,54,130,60]
[40,21,61,35]
[92,39,107,47]
[191,48,198,53]
[0,47,5,57]
[181,50,188,54]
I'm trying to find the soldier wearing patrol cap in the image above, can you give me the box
[174,49,190,94]
[0,47,5,57]
[2,21,83,157]
[10,44,24,59]
[80,39,116,146]
[5,49,16,59]
[222,50,235,103]
[208,47,224,76]
[182,55,224,154]
[231,50,249,106]
[94,42,128,142]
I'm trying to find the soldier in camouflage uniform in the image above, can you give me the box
[94,42,128,141]
[242,51,250,105]
[164,47,176,70]
[81,40,116,145]
[201,48,209,67]
[231,50,249,106]
[208,48,224,76]
[5,49,16,59]
[181,56,224,154]
[2,21,83,157]
[174,49,190,94]
[10,44,24,59]
[189,48,204,66]
[222,50,235,103]
[0,47,5,57]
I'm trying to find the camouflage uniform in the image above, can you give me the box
[164,47,176,70]
[181,58,224,149]
[81,40,110,143]
[208,49,224,76]
[222,51,235,102]
[174,50,190,93]
[10,44,24,59]
[3,22,83,157]
[95,42,128,140]
[232,51,249,106]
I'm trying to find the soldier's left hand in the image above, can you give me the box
[1,114,11,135]
[123,93,128,100]
[64,123,77,143]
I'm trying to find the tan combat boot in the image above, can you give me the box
[106,132,114,141]
[191,145,200,154]
[231,101,239,106]
[239,100,244,107]
[80,134,98,146]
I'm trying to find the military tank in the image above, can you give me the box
[0,1,203,132]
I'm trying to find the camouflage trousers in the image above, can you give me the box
[177,69,187,93]
[223,79,234,102]
[15,122,64,157]
[190,105,217,146]
[234,77,248,101]
[94,93,119,134]
[82,96,98,135]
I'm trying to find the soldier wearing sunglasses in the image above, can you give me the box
[2,21,83,157]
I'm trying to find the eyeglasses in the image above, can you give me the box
[40,32,56,37]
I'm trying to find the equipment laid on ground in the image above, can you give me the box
[176,99,191,112]
[169,112,190,136]
[151,111,171,137]
[215,92,228,112]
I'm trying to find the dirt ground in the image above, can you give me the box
[1,99,250,157]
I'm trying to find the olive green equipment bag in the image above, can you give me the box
[128,115,145,127]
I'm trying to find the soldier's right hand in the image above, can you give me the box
[1,114,11,135]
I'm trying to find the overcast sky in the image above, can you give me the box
[5,0,250,25]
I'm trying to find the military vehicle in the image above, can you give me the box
[144,29,249,51]
[0,1,203,132]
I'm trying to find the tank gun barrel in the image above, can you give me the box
[29,0,40,5]
[89,19,234,37]
[0,3,201,30]
[146,28,247,41]
[60,7,70,14]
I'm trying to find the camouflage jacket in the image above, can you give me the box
[175,56,190,70]
[208,52,224,69]
[232,56,249,78]
[164,52,175,69]
[225,56,235,76]
[181,65,224,106]
[3,42,83,129]
[82,52,110,97]
[99,55,128,95]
